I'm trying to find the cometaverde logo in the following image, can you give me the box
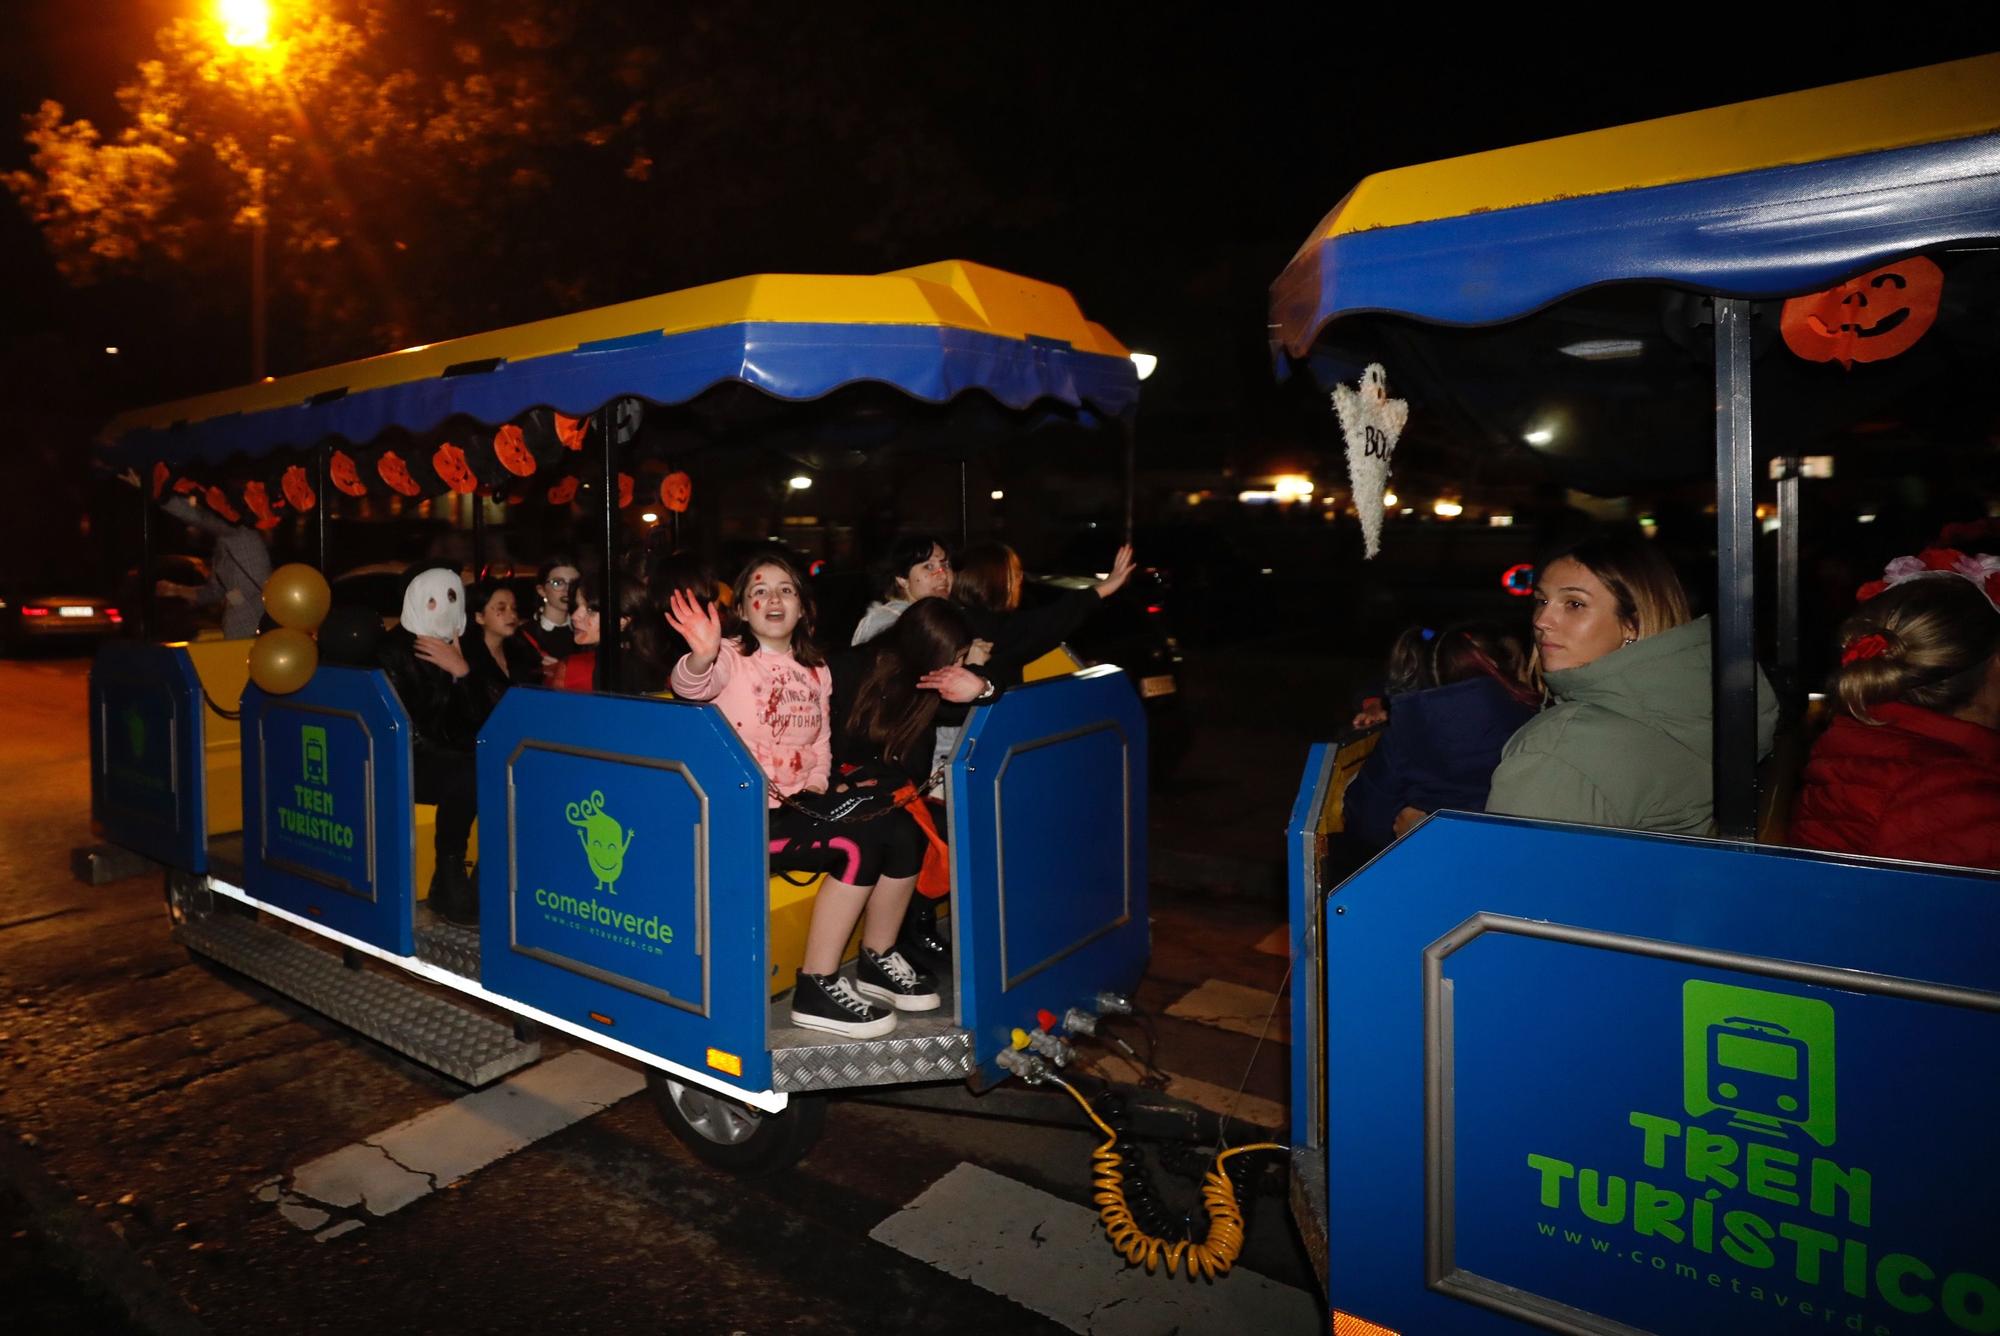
[567,789,635,893]
[1683,980,1835,1149]
[125,706,147,759]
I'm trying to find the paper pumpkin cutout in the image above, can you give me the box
[618,472,634,509]
[555,413,587,451]
[547,476,580,506]
[377,450,423,497]
[172,476,203,496]
[280,465,317,512]
[494,425,538,477]
[329,451,369,498]
[242,480,282,530]
[1332,364,1409,560]
[204,484,242,524]
[1781,256,1943,369]
[433,443,478,494]
[660,471,692,513]
[151,462,170,499]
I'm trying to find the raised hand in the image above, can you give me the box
[918,664,990,704]
[666,588,723,669]
[1095,544,1137,598]
[415,635,471,680]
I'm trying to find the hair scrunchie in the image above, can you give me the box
[1841,633,1891,665]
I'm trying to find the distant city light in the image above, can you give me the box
[787,475,812,491]
[104,346,120,356]
[1270,474,1315,498]
[640,511,659,524]
[1433,499,1464,518]
[1857,512,1878,525]
[1129,352,1158,381]
[990,490,1005,501]
[218,0,270,46]
[1487,514,1514,527]
[1523,427,1556,446]
[1382,490,1399,508]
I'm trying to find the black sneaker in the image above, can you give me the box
[895,898,951,972]
[428,863,479,927]
[790,971,896,1038]
[855,947,941,1012]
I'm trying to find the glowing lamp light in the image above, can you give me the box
[1129,352,1158,381]
[640,511,659,524]
[787,475,812,491]
[1271,474,1315,499]
[990,490,1005,501]
[1523,427,1556,446]
[218,0,271,46]
[1381,490,1399,509]
[1433,499,1464,518]
[104,346,120,356]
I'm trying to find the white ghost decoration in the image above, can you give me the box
[1332,364,1409,559]
[401,567,466,639]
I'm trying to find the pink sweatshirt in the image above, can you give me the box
[670,644,831,803]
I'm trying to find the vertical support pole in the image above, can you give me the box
[958,459,969,548]
[1712,299,1759,840]
[596,404,620,691]
[139,484,157,641]
[1120,416,1137,546]
[470,491,487,581]
[313,443,331,575]
[1774,454,1802,711]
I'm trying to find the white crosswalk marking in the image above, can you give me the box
[871,1162,1318,1335]
[253,1050,644,1239]
[1166,978,1290,1045]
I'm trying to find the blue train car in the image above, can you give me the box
[1275,58,2000,1333]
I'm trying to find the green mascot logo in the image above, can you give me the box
[567,789,635,894]
[124,707,148,760]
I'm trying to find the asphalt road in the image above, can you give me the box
[0,651,1324,1335]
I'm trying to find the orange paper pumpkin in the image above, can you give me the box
[172,476,203,496]
[242,480,282,530]
[660,471,692,513]
[618,472,634,509]
[547,476,580,506]
[554,413,587,451]
[494,425,537,477]
[433,443,478,494]
[151,462,170,498]
[281,465,317,512]
[1781,256,1943,369]
[378,450,422,497]
[204,485,242,524]
[329,451,369,497]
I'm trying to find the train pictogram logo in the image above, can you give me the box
[1682,980,1836,1148]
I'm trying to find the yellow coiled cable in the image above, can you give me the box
[1049,1074,1285,1281]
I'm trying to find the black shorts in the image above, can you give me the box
[768,794,925,886]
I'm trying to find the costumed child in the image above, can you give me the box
[667,553,938,1038]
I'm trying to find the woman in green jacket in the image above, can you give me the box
[1485,536,1776,836]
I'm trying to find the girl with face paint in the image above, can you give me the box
[668,551,941,1039]
[375,565,485,925]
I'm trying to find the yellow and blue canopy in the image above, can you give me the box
[1271,55,2000,362]
[102,260,1137,469]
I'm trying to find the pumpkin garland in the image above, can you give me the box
[1781,256,1943,369]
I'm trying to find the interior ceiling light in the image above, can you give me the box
[1523,427,1556,446]
[1558,338,1645,361]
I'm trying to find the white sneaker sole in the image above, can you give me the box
[855,980,942,1012]
[789,1007,897,1039]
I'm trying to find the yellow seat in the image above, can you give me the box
[767,873,945,997]
[180,640,251,838]
[1316,731,1383,839]
[1021,645,1084,682]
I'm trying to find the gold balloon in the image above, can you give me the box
[248,627,318,695]
[264,562,332,632]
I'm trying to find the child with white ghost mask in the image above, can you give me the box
[402,567,473,678]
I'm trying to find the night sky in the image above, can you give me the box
[1,9,1991,572]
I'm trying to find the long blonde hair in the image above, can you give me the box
[1833,576,2000,724]
[1529,535,1692,695]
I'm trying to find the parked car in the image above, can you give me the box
[1,585,122,654]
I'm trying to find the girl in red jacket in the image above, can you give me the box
[1791,550,2000,871]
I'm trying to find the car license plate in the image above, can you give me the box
[1139,674,1177,699]
[58,605,96,618]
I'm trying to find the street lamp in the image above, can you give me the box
[217,0,276,381]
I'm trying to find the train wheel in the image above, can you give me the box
[648,1073,825,1175]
